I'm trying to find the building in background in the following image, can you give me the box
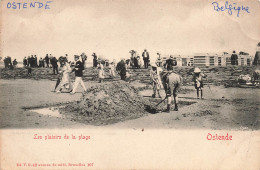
[157,51,252,67]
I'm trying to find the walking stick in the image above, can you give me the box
[206,79,213,95]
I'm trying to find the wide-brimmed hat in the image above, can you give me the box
[194,67,201,73]
[74,55,80,58]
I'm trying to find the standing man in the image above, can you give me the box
[45,54,49,67]
[27,56,31,67]
[116,59,127,81]
[31,55,34,67]
[51,56,59,75]
[231,51,238,65]
[156,53,162,67]
[23,57,27,67]
[71,55,87,94]
[34,55,38,67]
[80,52,87,69]
[92,53,98,68]
[161,70,181,112]
[142,49,150,69]
[164,55,175,71]
[13,59,17,68]
[253,42,260,66]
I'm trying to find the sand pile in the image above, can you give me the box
[63,81,148,124]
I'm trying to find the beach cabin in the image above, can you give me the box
[193,53,211,67]
[181,56,194,66]
[238,52,252,66]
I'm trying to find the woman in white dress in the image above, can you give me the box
[109,62,115,78]
[98,62,105,83]
[56,61,72,93]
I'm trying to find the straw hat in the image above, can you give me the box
[194,67,201,73]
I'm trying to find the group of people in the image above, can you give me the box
[23,54,60,74]
[55,55,86,94]
[3,56,17,69]
[129,49,150,69]
[22,54,55,75]
[56,52,114,94]
[97,61,116,83]
[149,59,207,112]
[23,55,39,68]
[4,51,208,111]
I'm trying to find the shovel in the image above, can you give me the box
[205,79,213,95]
[145,97,167,114]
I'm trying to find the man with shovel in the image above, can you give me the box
[146,67,182,113]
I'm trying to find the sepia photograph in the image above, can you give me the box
[0,0,260,169]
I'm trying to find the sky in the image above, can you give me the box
[0,0,260,62]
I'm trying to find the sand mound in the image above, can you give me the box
[63,81,148,124]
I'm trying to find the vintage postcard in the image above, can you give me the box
[0,0,260,169]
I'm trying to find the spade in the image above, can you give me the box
[145,97,167,114]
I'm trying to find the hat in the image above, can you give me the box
[194,67,201,73]
[170,55,174,58]
[74,55,80,58]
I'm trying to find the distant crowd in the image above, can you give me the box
[1,49,179,82]
[3,56,17,69]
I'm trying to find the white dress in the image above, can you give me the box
[98,64,105,79]
[156,67,163,88]
[59,63,72,89]
[109,64,115,77]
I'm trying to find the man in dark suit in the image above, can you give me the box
[231,51,238,65]
[164,55,175,71]
[142,49,150,69]
[51,56,59,74]
[71,55,87,94]
[45,54,49,67]
[92,53,98,67]
[116,59,127,80]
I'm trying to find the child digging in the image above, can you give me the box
[192,67,207,99]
